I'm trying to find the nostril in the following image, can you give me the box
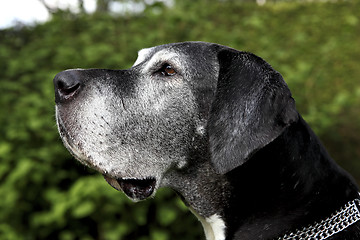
[54,70,83,102]
[58,81,80,96]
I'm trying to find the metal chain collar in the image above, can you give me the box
[279,196,360,240]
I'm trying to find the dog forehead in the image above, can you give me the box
[133,47,154,66]
[133,42,215,68]
[146,50,181,69]
[133,45,178,67]
[133,48,186,75]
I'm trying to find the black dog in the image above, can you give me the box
[54,42,360,239]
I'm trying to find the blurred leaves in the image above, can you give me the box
[0,0,359,239]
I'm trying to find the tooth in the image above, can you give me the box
[103,176,121,191]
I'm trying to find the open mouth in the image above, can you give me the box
[103,175,156,201]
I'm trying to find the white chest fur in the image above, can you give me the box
[190,209,226,240]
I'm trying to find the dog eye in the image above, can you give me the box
[160,64,176,76]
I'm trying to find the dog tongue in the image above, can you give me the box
[103,175,155,201]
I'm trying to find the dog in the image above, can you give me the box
[53,42,360,240]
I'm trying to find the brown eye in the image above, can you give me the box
[161,64,176,76]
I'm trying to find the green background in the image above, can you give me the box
[1,0,359,239]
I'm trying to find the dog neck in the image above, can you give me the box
[164,116,359,240]
[162,142,230,240]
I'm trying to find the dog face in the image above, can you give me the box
[54,42,297,201]
[54,42,220,201]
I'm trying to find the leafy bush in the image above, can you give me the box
[0,1,359,239]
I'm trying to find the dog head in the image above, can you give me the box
[54,42,297,201]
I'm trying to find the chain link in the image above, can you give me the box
[279,198,360,240]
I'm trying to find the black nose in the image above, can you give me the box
[53,70,82,103]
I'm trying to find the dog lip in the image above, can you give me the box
[103,175,156,201]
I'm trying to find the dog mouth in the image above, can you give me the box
[103,175,156,201]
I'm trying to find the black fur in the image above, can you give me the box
[223,116,359,239]
[209,49,298,174]
[209,47,359,239]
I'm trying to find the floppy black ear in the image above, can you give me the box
[208,48,298,174]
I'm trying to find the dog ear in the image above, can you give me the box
[208,48,298,174]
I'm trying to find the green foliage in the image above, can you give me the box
[0,0,359,239]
